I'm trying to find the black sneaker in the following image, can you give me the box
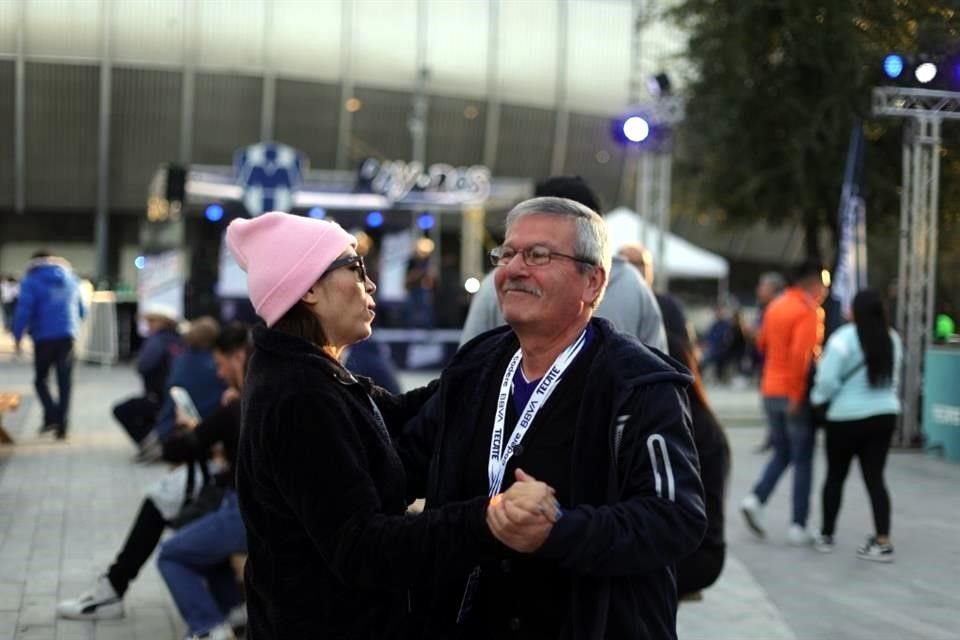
[857,536,894,563]
[38,423,58,435]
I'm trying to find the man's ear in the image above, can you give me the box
[583,265,606,307]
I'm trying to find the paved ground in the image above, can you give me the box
[1,347,958,640]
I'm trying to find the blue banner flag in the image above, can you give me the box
[830,122,868,327]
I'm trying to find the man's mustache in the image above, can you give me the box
[501,280,543,297]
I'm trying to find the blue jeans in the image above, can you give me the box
[753,396,814,526]
[157,491,247,635]
[33,337,74,432]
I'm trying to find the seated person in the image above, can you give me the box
[56,324,251,628]
[137,317,227,461]
[113,305,182,446]
[155,326,252,639]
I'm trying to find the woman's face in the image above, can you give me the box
[305,249,377,349]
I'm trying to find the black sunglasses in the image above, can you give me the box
[321,255,368,283]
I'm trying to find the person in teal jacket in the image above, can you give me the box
[810,288,902,562]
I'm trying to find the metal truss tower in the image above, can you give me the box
[627,0,684,292]
[872,87,960,446]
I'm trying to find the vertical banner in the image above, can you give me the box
[829,121,867,332]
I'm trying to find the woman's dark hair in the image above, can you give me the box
[214,322,252,354]
[852,288,894,387]
[272,302,327,348]
[666,332,717,423]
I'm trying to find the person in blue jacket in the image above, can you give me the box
[136,317,226,462]
[811,288,903,562]
[399,197,706,639]
[13,251,86,439]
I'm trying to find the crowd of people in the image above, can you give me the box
[2,175,905,639]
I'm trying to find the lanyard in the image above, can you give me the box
[487,329,587,497]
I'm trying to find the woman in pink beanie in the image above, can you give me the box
[224,212,529,639]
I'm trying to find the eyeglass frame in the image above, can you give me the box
[320,255,368,283]
[489,244,597,269]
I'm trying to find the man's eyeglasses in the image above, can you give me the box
[489,244,595,268]
[321,255,368,283]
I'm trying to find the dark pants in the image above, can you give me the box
[677,543,726,596]
[820,414,896,538]
[108,498,168,597]
[33,337,74,435]
[2,301,15,332]
[113,396,161,445]
[108,486,226,597]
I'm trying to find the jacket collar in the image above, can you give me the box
[252,325,360,387]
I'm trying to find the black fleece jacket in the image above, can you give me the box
[397,318,707,640]
[236,327,494,640]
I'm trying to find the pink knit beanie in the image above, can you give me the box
[225,212,356,327]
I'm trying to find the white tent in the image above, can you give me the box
[604,207,729,280]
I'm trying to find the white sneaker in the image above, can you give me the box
[787,524,814,546]
[813,533,835,553]
[187,622,237,640]
[226,603,247,630]
[56,575,124,620]
[740,494,766,538]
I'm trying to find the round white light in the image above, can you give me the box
[915,62,938,84]
[623,116,650,143]
[464,277,481,294]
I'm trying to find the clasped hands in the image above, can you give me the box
[486,469,560,553]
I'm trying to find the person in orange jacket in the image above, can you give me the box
[741,259,828,545]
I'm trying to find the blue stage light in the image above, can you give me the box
[883,54,904,79]
[134,256,146,270]
[623,116,651,143]
[205,204,224,222]
[417,213,435,230]
[366,211,384,228]
[308,207,327,219]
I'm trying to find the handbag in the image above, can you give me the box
[809,360,865,429]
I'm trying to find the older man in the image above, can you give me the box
[400,197,705,639]
[459,176,667,351]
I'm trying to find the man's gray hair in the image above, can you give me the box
[504,196,612,308]
[759,271,786,294]
[505,197,612,274]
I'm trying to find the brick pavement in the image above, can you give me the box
[9,353,954,639]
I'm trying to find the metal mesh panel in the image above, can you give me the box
[273,78,340,170]
[0,61,14,209]
[110,67,182,210]
[350,87,413,163]
[192,72,263,165]
[24,62,99,209]
[562,112,626,211]
[494,104,555,179]
[426,95,485,168]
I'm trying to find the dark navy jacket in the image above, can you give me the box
[397,318,706,640]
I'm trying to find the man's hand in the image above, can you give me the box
[486,469,559,553]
